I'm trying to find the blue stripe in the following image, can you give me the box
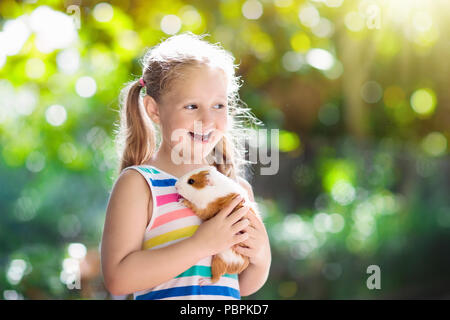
[135,285,240,300]
[150,178,177,187]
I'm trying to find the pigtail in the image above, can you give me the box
[117,80,156,174]
[211,134,243,182]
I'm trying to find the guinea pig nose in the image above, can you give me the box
[188,178,195,185]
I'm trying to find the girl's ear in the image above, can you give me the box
[143,95,160,124]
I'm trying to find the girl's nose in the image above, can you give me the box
[198,110,214,128]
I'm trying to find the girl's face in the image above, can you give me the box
[149,65,229,164]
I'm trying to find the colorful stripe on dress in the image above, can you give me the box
[143,225,198,250]
[135,285,240,300]
[176,265,238,280]
[151,208,196,229]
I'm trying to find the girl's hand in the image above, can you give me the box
[191,195,251,257]
[233,211,269,267]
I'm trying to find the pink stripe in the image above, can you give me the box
[151,208,196,230]
[156,193,181,206]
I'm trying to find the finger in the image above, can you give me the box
[231,218,250,234]
[235,242,250,249]
[233,245,253,257]
[239,238,255,249]
[247,213,268,236]
[235,239,250,249]
[243,222,257,232]
[227,205,251,225]
[218,195,244,218]
[242,227,257,238]
[247,210,262,226]
[232,232,249,246]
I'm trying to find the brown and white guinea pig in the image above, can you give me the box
[175,166,261,283]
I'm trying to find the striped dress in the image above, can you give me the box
[122,165,241,300]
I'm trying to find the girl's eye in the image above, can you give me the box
[185,104,225,110]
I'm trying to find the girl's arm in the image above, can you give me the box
[101,170,203,295]
[235,217,271,296]
[236,177,272,296]
[101,170,249,296]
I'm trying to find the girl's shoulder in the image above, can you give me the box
[112,166,154,226]
[115,167,152,200]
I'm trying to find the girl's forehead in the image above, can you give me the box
[178,65,227,87]
[163,65,228,103]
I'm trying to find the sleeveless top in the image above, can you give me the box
[121,165,241,300]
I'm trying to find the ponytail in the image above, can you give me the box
[116,80,156,174]
[209,134,243,182]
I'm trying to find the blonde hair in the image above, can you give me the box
[114,32,262,181]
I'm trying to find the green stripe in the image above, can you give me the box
[138,167,160,174]
[176,265,238,280]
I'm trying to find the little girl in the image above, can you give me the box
[101,32,271,300]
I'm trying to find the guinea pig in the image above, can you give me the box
[175,166,261,283]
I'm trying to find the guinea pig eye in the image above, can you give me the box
[187,178,195,185]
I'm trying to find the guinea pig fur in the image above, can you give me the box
[175,166,261,283]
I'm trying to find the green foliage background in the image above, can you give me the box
[0,0,449,299]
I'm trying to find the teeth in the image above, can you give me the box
[190,132,211,137]
[191,132,211,136]
[190,132,211,141]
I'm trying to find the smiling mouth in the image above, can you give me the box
[189,131,212,143]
